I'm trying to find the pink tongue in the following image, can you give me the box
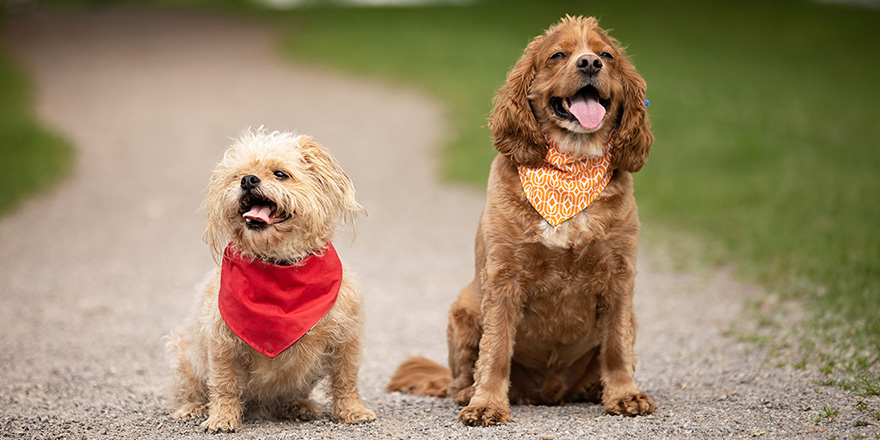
[569,95,606,130]
[243,205,283,225]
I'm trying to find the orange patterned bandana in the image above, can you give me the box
[518,129,617,227]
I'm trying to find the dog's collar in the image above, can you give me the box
[265,255,305,266]
[517,128,617,227]
[218,242,342,358]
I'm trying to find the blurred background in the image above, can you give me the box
[2,0,877,396]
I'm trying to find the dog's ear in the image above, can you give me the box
[203,167,231,264]
[490,36,547,167]
[612,54,654,173]
[298,136,366,230]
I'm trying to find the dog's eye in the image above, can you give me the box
[600,51,614,60]
[273,170,289,180]
[549,51,567,61]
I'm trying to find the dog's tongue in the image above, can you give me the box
[243,205,283,225]
[569,95,606,130]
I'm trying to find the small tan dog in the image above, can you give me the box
[167,129,375,433]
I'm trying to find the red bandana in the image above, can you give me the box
[218,243,342,358]
[518,129,617,226]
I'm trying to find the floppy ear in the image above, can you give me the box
[298,136,366,230]
[490,36,547,167]
[202,165,232,264]
[612,55,654,173]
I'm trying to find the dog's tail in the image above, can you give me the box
[386,356,452,397]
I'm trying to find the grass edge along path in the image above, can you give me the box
[0,40,74,216]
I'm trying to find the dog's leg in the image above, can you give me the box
[458,262,524,426]
[446,283,481,406]
[598,270,656,416]
[170,355,208,419]
[328,336,376,424]
[168,334,209,419]
[200,332,244,433]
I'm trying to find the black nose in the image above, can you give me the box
[576,54,603,75]
[241,174,260,190]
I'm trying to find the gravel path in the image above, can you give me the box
[1,7,877,439]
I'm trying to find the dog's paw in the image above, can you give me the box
[172,403,207,420]
[604,392,657,417]
[333,398,376,424]
[199,412,242,433]
[458,403,511,426]
[287,398,321,421]
[451,385,475,406]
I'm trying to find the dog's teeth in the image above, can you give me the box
[562,98,571,111]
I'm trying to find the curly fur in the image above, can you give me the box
[388,16,656,426]
[167,128,374,433]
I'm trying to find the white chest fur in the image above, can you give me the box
[536,209,596,248]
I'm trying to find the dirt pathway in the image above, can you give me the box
[1,7,875,439]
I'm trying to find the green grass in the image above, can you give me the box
[0,45,73,215]
[274,0,880,391]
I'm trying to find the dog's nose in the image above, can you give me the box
[241,174,260,190]
[576,54,603,75]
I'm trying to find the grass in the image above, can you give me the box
[274,0,880,391]
[0,37,73,215]
[824,405,842,422]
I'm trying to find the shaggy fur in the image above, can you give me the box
[167,129,375,433]
[387,16,656,426]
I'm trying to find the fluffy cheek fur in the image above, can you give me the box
[528,68,625,157]
[205,176,329,263]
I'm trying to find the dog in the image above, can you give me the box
[167,129,375,432]
[387,16,656,426]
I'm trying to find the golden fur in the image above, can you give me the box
[387,16,656,425]
[167,129,374,432]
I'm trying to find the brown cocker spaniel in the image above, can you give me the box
[388,15,656,426]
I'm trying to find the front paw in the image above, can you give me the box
[333,398,376,424]
[604,392,657,416]
[458,403,511,426]
[172,402,207,420]
[200,401,242,433]
[286,398,321,421]
[199,414,241,433]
